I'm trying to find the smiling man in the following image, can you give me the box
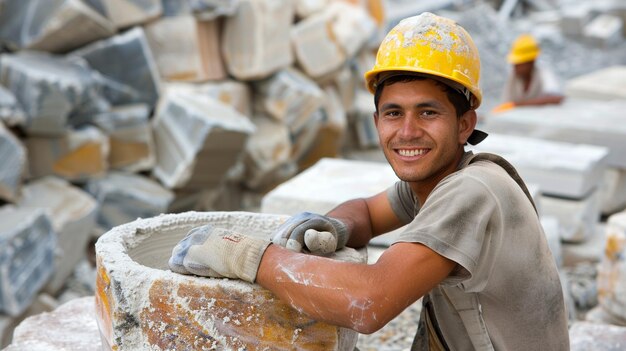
[169,12,570,350]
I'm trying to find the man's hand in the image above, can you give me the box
[272,212,348,254]
[168,224,271,283]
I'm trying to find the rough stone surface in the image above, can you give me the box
[18,176,97,295]
[5,296,101,351]
[570,321,626,351]
[470,133,609,199]
[597,211,626,322]
[541,188,601,243]
[0,207,56,316]
[95,211,365,350]
[0,123,26,203]
[565,65,626,101]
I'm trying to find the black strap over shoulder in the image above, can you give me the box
[462,152,538,214]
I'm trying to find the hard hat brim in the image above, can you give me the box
[365,69,482,109]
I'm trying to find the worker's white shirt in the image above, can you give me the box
[387,152,569,351]
[502,64,562,103]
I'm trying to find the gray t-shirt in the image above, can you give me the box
[387,152,569,351]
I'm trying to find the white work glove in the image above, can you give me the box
[272,212,348,254]
[168,224,271,283]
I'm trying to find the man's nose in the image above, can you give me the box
[397,115,424,139]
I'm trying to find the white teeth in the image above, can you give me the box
[398,149,425,157]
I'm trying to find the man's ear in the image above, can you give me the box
[373,111,379,127]
[459,110,477,145]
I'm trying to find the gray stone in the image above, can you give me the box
[470,133,609,199]
[161,0,239,20]
[583,14,624,48]
[0,86,25,127]
[18,177,97,295]
[92,104,155,172]
[70,27,161,108]
[86,172,174,232]
[221,0,294,80]
[566,65,626,101]
[0,123,26,203]
[0,0,115,53]
[0,207,56,316]
[152,87,255,190]
[100,0,162,29]
[570,321,626,351]
[0,51,109,136]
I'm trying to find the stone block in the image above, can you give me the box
[144,15,226,82]
[351,89,378,149]
[86,172,174,232]
[541,189,601,243]
[0,0,115,53]
[562,223,606,268]
[560,5,593,37]
[0,51,109,136]
[291,2,375,78]
[570,321,626,350]
[0,123,26,203]
[243,115,293,191]
[597,211,626,322]
[161,0,238,20]
[541,216,562,268]
[5,296,101,351]
[483,99,626,169]
[152,87,255,190]
[0,85,26,128]
[470,133,609,199]
[261,157,402,245]
[0,293,58,349]
[566,65,626,101]
[297,86,348,171]
[92,104,155,173]
[100,0,162,29]
[0,207,56,316]
[599,168,626,215]
[294,0,327,18]
[163,80,252,117]
[95,211,364,350]
[70,27,161,108]
[583,14,623,48]
[24,126,109,182]
[221,0,294,80]
[18,177,97,295]
[254,67,324,134]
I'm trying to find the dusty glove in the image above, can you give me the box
[272,212,348,254]
[168,224,271,283]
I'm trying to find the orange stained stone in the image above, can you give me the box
[138,279,340,350]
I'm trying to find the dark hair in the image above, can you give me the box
[373,75,471,118]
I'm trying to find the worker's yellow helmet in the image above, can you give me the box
[364,12,482,109]
[507,34,540,64]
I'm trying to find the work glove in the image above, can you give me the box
[491,101,516,114]
[272,212,348,255]
[168,224,271,283]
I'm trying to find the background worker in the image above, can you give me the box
[495,33,564,112]
[169,13,570,350]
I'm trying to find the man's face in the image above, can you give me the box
[514,61,534,79]
[374,79,473,188]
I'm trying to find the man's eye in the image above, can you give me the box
[385,111,401,117]
[421,110,438,117]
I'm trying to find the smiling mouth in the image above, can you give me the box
[396,148,429,157]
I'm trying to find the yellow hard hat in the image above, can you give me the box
[364,12,482,109]
[507,34,540,64]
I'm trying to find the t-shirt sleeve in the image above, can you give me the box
[394,172,498,288]
[386,181,417,225]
